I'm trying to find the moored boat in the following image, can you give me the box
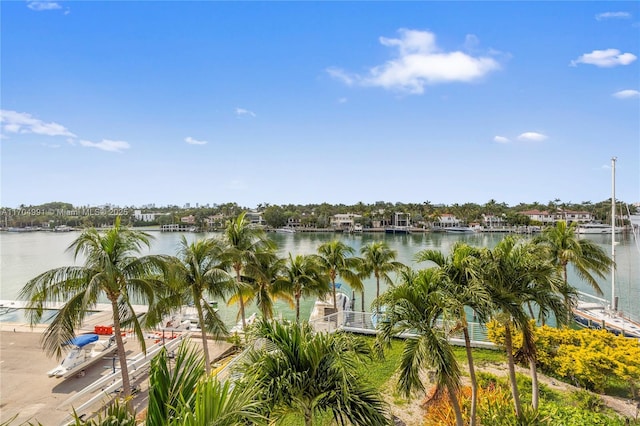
[46,333,123,378]
[576,222,622,234]
[275,227,296,234]
[445,226,478,233]
[572,157,640,338]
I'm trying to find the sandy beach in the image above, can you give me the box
[0,323,233,426]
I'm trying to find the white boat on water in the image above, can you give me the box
[576,222,622,234]
[572,157,640,339]
[445,226,478,234]
[47,333,123,378]
[275,227,296,234]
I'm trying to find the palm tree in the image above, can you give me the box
[274,254,329,322]
[479,236,569,417]
[241,319,389,426]
[359,241,405,313]
[20,218,167,404]
[534,220,613,304]
[415,242,490,426]
[146,340,267,426]
[223,212,275,329]
[376,268,465,426]
[241,250,291,320]
[316,240,363,310]
[160,236,231,374]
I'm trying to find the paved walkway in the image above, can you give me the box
[0,325,232,425]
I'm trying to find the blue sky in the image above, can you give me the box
[1,1,639,209]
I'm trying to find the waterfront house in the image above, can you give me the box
[330,213,362,232]
[482,214,507,228]
[432,213,461,229]
[520,209,593,225]
[245,211,266,227]
[133,210,157,222]
[181,215,196,224]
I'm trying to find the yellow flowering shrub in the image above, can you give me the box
[487,322,640,393]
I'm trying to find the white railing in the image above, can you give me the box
[59,332,190,425]
[309,310,495,349]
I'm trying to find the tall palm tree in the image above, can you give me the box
[160,236,231,374]
[479,236,569,417]
[241,250,291,320]
[359,241,405,313]
[241,319,389,426]
[534,220,613,307]
[274,254,329,322]
[223,212,275,329]
[20,218,167,403]
[316,240,363,310]
[376,268,465,426]
[415,242,490,426]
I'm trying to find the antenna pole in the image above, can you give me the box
[611,157,617,312]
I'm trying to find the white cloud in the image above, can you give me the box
[571,49,637,67]
[493,136,510,143]
[327,29,501,94]
[327,68,355,86]
[0,109,76,137]
[79,139,130,153]
[517,132,548,142]
[595,12,631,20]
[612,89,640,99]
[185,136,207,145]
[27,1,61,11]
[235,107,256,118]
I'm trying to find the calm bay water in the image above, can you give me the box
[1,230,638,325]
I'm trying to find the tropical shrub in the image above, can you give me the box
[487,322,640,394]
[422,372,638,426]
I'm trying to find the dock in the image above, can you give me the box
[0,300,233,426]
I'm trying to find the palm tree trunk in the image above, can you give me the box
[196,300,211,374]
[110,298,132,409]
[445,379,464,426]
[295,294,301,323]
[463,326,478,426]
[504,322,523,419]
[304,406,313,426]
[563,264,571,323]
[236,268,246,328]
[361,290,365,312]
[376,275,380,313]
[332,279,338,311]
[530,357,539,410]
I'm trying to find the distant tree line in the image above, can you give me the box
[1,198,636,229]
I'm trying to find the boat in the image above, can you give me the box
[572,157,640,338]
[275,227,296,234]
[159,301,219,332]
[576,222,622,234]
[229,312,258,334]
[445,226,478,233]
[46,333,123,378]
[309,290,351,332]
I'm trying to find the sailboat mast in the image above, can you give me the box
[611,156,617,312]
